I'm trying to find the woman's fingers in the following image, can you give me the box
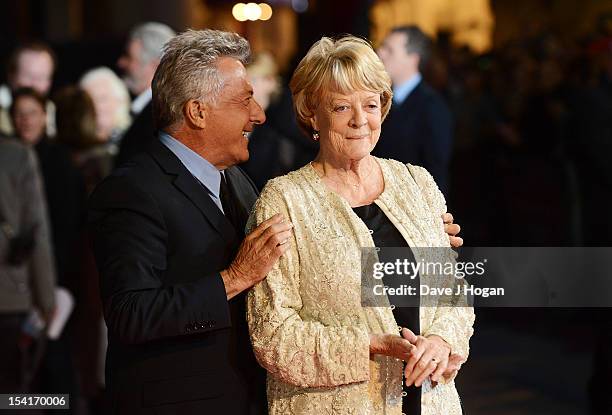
[401,327,418,343]
[430,355,449,383]
[415,357,442,387]
[406,347,436,386]
[445,353,465,374]
[404,338,425,386]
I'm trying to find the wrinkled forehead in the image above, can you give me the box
[216,56,247,79]
[217,57,251,88]
[317,84,381,109]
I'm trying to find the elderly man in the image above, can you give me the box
[0,42,57,137]
[115,22,176,166]
[90,29,463,414]
[89,29,291,414]
[375,25,453,195]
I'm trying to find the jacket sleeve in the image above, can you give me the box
[246,182,371,388]
[22,148,56,315]
[408,164,475,382]
[89,175,231,345]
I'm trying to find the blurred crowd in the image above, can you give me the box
[0,13,611,414]
[430,18,612,247]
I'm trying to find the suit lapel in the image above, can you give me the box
[224,166,259,235]
[147,139,236,243]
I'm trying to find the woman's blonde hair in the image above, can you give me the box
[289,35,392,137]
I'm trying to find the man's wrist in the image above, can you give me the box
[220,268,246,300]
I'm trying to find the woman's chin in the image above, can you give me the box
[341,146,374,161]
[340,153,371,162]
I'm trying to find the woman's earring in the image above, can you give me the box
[312,131,320,141]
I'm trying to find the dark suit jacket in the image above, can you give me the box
[34,138,86,287]
[115,102,155,167]
[373,80,453,195]
[89,138,265,414]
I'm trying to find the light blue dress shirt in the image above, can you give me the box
[392,73,422,106]
[159,131,224,213]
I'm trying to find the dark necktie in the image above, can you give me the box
[219,172,241,231]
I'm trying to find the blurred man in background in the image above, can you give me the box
[376,25,453,195]
[115,22,175,166]
[0,42,57,137]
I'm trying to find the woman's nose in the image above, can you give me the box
[350,108,367,128]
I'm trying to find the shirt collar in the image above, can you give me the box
[158,131,223,210]
[392,73,422,106]
[131,88,152,115]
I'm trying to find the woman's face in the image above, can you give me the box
[311,89,382,162]
[12,95,46,145]
[83,79,123,141]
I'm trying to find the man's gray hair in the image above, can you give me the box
[130,22,176,64]
[391,25,431,69]
[152,29,251,130]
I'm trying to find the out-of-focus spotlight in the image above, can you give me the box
[259,3,273,21]
[232,3,247,21]
[244,2,262,21]
[291,0,308,13]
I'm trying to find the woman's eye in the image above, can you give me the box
[334,105,349,112]
[367,104,379,109]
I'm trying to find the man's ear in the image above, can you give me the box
[184,99,208,129]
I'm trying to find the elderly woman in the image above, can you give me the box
[247,36,474,414]
[79,66,131,145]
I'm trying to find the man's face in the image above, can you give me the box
[118,39,153,95]
[12,95,46,145]
[377,32,417,84]
[202,57,266,169]
[11,50,54,96]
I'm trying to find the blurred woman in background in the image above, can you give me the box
[53,85,111,412]
[79,66,131,150]
[10,88,83,400]
[54,86,113,194]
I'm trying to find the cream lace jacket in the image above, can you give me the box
[246,158,475,415]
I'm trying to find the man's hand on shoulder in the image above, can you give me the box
[442,212,463,248]
[221,214,293,299]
